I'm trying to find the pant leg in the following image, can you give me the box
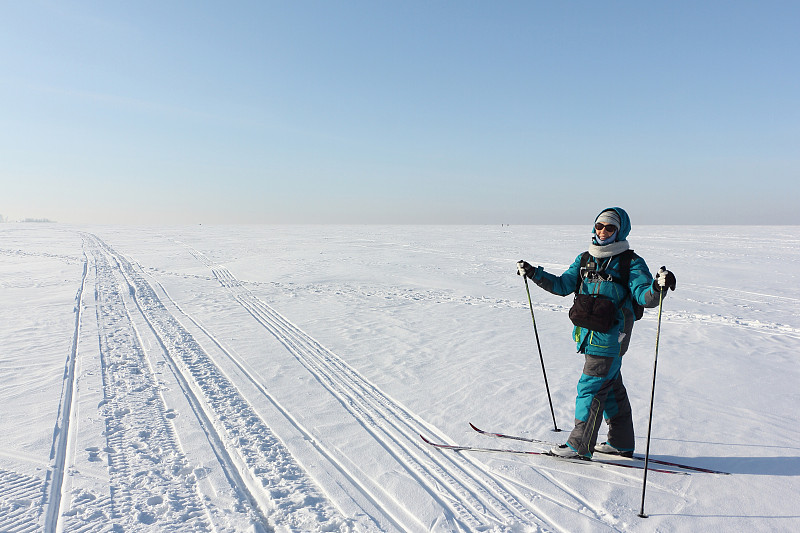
[603,372,635,451]
[567,355,622,457]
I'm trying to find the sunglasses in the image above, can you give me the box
[595,222,618,232]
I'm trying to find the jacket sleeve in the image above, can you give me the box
[531,254,583,297]
[629,256,664,308]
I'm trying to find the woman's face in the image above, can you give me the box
[595,222,617,241]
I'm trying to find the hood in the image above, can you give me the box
[593,207,631,242]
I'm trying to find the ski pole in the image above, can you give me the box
[639,288,665,518]
[523,275,561,433]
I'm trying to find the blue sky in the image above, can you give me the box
[2,1,798,224]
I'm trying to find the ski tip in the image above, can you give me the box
[419,434,433,445]
[469,422,481,432]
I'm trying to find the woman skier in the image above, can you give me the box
[517,207,676,459]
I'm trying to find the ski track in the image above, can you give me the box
[56,236,217,532]
[84,235,349,531]
[43,244,88,531]
[147,280,409,531]
[184,247,650,532]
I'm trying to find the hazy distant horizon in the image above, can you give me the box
[3,219,797,228]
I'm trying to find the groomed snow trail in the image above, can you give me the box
[56,236,219,531]
[75,234,353,531]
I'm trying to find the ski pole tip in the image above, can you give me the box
[638,513,648,519]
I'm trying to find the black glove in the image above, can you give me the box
[653,266,676,292]
[517,260,536,279]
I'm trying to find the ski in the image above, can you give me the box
[469,423,730,475]
[419,434,685,475]
[470,423,554,446]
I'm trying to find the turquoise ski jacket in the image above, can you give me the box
[529,207,663,357]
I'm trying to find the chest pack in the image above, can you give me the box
[567,249,644,332]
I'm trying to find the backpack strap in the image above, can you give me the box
[617,249,646,320]
[575,251,593,294]
[617,249,635,289]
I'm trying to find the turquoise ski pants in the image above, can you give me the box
[566,354,635,457]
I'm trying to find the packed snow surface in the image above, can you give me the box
[1,224,798,532]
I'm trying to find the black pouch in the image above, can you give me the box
[569,293,617,333]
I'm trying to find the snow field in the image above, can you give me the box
[1,224,798,532]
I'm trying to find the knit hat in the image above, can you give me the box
[595,209,621,230]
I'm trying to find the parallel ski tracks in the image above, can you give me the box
[149,279,411,531]
[189,250,633,532]
[59,237,215,532]
[91,236,346,531]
